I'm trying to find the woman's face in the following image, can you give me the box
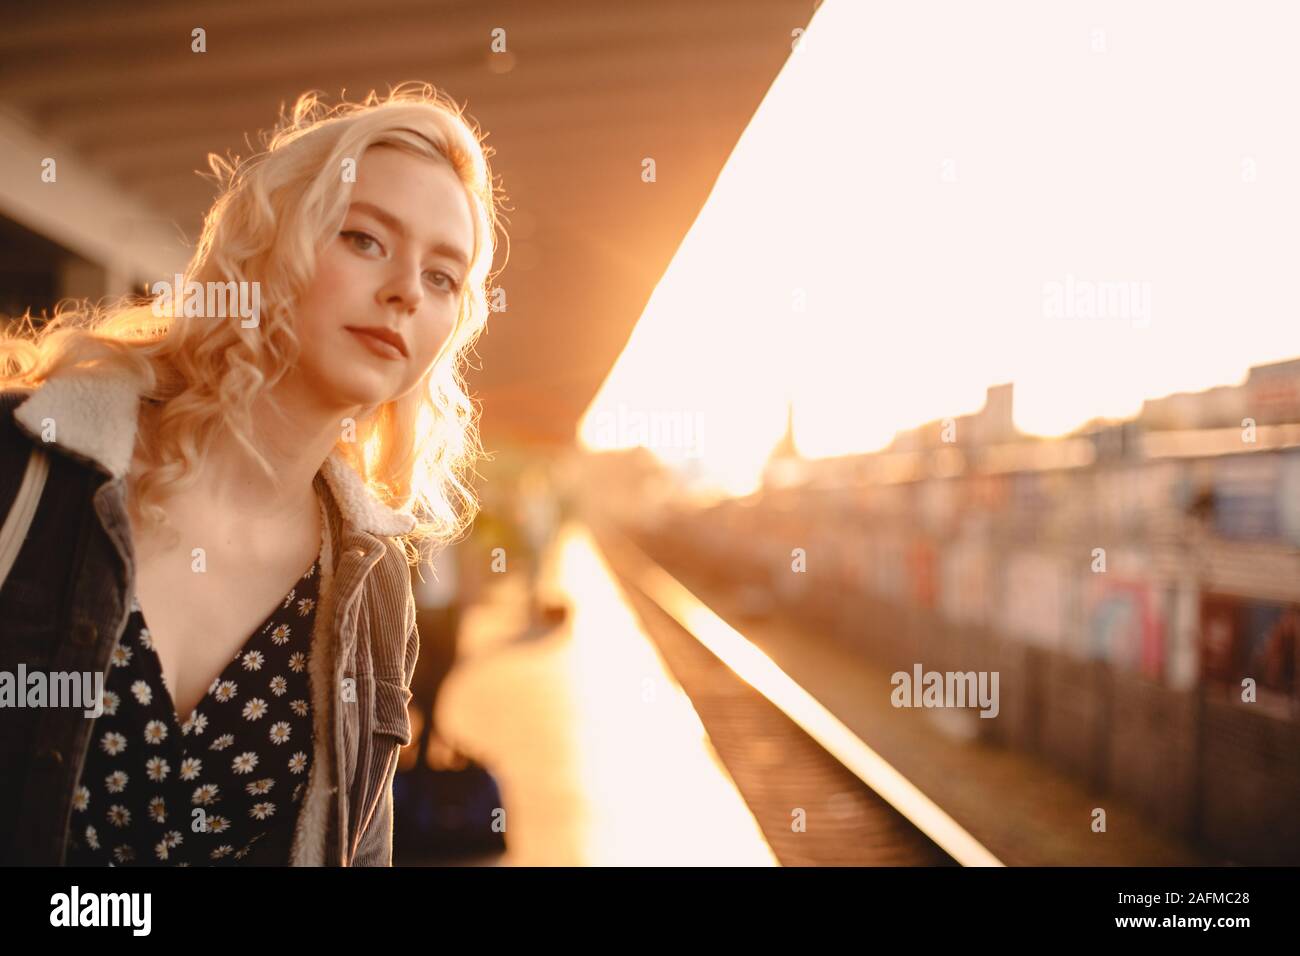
[292,144,475,412]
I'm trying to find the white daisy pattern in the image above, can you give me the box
[231,752,258,775]
[64,554,320,866]
[180,710,208,737]
[106,805,131,828]
[130,680,152,705]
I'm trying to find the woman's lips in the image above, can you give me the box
[346,326,404,361]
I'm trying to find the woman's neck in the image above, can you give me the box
[128,379,358,530]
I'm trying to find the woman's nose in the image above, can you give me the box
[381,260,424,310]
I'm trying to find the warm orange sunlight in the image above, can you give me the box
[579,0,1300,496]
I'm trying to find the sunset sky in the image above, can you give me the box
[581,0,1300,496]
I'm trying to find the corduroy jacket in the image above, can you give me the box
[0,368,420,866]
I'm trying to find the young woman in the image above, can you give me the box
[0,83,504,866]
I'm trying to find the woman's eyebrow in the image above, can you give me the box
[348,200,469,267]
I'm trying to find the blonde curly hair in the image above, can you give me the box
[0,82,509,564]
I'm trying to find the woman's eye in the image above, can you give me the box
[342,230,380,253]
[425,271,460,292]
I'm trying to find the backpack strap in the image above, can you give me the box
[0,446,48,590]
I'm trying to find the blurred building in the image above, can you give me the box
[1140,357,1300,430]
[890,382,1018,453]
[631,359,1300,863]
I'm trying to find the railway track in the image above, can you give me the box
[590,519,1003,867]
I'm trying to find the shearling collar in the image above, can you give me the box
[11,368,416,537]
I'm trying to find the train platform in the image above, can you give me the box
[409,517,1210,867]
[421,519,779,866]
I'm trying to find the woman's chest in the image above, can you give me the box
[121,458,324,723]
[128,528,322,724]
[70,594,319,865]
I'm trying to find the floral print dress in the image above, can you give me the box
[66,554,322,866]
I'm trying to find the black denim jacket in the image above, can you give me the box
[0,369,419,865]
